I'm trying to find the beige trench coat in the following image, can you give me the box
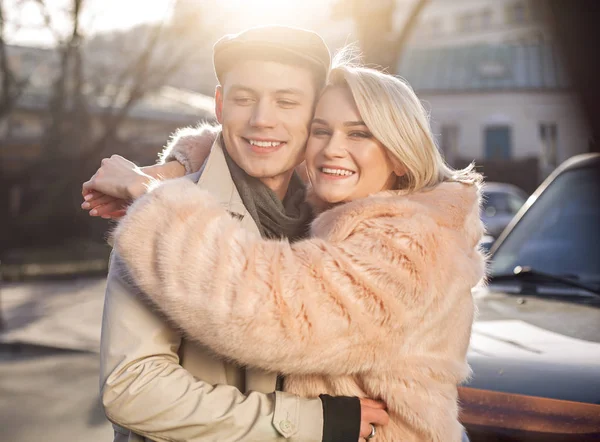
[99,137,324,442]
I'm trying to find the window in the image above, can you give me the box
[481,8,493,28]
[483,192,511,216]
[484,125,512,160]
[440,124,459,165]
[491,166,600,283]
[483,191,525,216]
[506,1,528,25]
[539,122,558,169]
[430,18,443,36]
[458,8,492,32]
[458,13,475,32]
[513,2,526,24]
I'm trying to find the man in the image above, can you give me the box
[92,26,388,442]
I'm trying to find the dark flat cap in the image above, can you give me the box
[213,25,331,84]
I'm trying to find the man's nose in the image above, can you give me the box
[250,99,277,128]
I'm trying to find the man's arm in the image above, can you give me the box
[101,253,328,442]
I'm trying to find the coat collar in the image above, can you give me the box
[197,135,260,236]
[311,182,482,246]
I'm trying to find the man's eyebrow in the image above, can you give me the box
[311,118,329,125]
[275,88,306,96]
[228,85,256,93]
[228,86,305,96]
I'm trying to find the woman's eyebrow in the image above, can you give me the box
[311,119,367,127]
[343,120,366,127]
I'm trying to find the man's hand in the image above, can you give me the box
[359,398,389,441]
[81,190,128,219]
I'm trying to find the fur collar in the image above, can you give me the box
[311,182,482,245]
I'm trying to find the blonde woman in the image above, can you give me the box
[89,61,485,441]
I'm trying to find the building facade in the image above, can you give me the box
[400,0,590,187]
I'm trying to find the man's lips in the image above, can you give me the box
[242,137,286,153]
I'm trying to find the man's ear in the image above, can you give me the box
[215,85,223,124]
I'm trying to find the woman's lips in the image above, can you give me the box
[318,167,356,180]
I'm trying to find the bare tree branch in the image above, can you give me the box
[0,0,34,119]
[33,0,65,45]
[16,0,198,223]
[334,0,430,74]
[388,0,430,73]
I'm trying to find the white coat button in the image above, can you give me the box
[279,420,294,433]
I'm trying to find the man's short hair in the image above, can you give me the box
[213,25,331,90]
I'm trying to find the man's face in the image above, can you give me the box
[215,60,316,181]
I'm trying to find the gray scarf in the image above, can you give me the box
[223,147,313,242]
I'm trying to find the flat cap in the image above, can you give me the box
[213,25,331,84]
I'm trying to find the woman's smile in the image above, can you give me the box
[318,166,357,179]
[306,86,398,204]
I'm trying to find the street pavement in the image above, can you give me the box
[0,277,113,442]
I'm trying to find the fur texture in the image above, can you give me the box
[158,123,220,173]
[114,179,486,442]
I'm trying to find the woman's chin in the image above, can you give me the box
[314,189,350,205]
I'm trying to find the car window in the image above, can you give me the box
[483,192,510,215]
[507,193,525,214]
[491,166,600,284]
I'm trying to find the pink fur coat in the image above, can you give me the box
[113,177,486,442]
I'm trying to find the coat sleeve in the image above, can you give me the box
[114,179,431,376]
[100,252,324,442]
[157,123,220,174]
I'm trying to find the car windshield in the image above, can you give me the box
[490,165,600,286]
[483,191,525,216]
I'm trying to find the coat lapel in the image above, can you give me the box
[196,136,277,393]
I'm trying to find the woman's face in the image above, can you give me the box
[306,86,400,204]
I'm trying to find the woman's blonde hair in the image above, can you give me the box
[326,48,481,192]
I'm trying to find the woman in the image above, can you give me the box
[92,61,485,441]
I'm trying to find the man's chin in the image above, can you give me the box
[241,165,291,180]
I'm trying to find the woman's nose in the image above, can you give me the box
[321,132,347,159]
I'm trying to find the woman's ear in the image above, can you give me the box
[391,158,407,177]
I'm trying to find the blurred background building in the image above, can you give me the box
[1,2,598,441]
[0,0,592,272]
[398,0,590,191]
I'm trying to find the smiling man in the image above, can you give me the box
[97,26,388,442]
[217,64,311,199]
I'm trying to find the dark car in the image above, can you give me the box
[460,153,600,442]
[481,182,529,239]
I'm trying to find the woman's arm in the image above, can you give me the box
[81,123,219,218]
[114,179,436,376]
[158,122,220,174]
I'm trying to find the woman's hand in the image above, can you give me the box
[83,154,154,200]
[359,398,389,441]
[81,155,185,219]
